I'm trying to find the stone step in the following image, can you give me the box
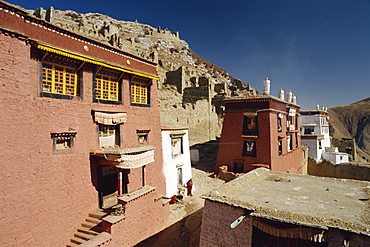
[86,217,101,224]
[74,232,94,241]
[70,236,86,245]
[89,210,107,219]
[81,221,96,229]
[66,243,79,247]
[77,227,99,236]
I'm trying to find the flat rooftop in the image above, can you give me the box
[202,168,370,235]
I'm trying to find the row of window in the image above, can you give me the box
[242,114,299,135]
[41,54,151,106]
[52,126,184,158]
[52,127,150,150]
[242,134,299,158]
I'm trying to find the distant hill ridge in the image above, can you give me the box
[328,97,370,162]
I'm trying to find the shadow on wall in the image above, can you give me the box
[134,208,203,247]
[190,139,220,173]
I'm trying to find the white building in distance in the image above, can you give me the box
[301,105,350,164]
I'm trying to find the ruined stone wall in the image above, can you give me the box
[307,157,370,181]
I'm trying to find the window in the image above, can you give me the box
[172,137,183,157]
[304,127,314,134]
[137,130,150,144]
[233,160,244,173]
[242,115,258,135]
[278,139,283,156]
[99,124,120,148]
[242,141,256,157]
[287,135,293,151]
[94,68,121,103]
[41,54,80,97]
[131,76,151,106]
[177,167,183,186]
[277,115,282,132]
[51,132,76,150]
[287,116,294,130]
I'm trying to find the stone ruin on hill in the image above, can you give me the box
[29,6,257,144]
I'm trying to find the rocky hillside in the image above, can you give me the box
[328,98,370,162]
[28,6,257,145]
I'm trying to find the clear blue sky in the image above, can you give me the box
[8,0,370,110]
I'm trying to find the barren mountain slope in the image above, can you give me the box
[328,97,370,161]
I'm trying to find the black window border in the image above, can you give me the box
[242,116,258,135]
[242,140,257,157]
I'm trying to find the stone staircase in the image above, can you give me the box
[66,209,111,247]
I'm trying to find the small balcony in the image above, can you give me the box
[93,145,155,168]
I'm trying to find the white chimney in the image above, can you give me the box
[287,90,293,102]
[292,94,297,104]
[316,104,320,110]
[278,88,285,100]
[262,77,270,95]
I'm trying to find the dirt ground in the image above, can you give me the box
[135,140,224,247]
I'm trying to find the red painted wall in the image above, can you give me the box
[216,97,302,174]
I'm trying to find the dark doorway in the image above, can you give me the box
[98,165,118,208]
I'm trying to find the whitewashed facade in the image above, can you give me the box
[161,127,192,197]
[301,106,349,164]
[322,147,349,164]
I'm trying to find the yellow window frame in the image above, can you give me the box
[131,80,149,105]
[42,61,78,96]
[95,73,119,101]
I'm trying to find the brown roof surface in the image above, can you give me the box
[201,168,370,235]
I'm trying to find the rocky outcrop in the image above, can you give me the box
[328,97,370,162]
[29,7,257,145]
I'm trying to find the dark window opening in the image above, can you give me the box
[304,127,315,135]
[278,139,283,156]
[277,116,282,132]
[233,160,244,173]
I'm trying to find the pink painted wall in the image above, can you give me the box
[0,2,167,245]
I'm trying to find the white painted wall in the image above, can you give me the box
[161,129,192,197]
[322,147,350,164]
[301,112,331,161]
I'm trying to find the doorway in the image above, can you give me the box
[98,165,118,209]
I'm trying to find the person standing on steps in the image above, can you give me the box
[186,179,193,196]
